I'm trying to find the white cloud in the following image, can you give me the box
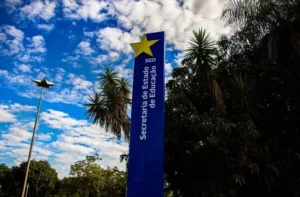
[0,25,47,63]
[18,64,31,72]
[37,133,52,141]
[0,103,35,122]
[28,35,46,53]
[62,0,111,22]
[88,54,108,66]
[3,0,22,7]
[41,109,128,177]
[43,87,91,105]
[83,31,94,38]
[68,34,76,42]
[9,103,35,112]
[2,0,22,12]
[174,52,185,66]
[90,56,132,79]
[1,126,32,143]
[0,70,8,76]
[61,54,80,68]
[62,55,80,62]
[20,0,56,21]
[37,24,55,31]
[165,76,173,85]
[0,107,128,178]
[109,51,120,61]
[0,67,95,106]
[165,63,173,75]
[41,109,88,130]
[66,73,93,90]
[0,25,24,56]
[0,68,32,86]
[0,33,7,42]
[0,104,16,122]
[114,65,133,79]
[111,0,231,50]
[96,27,138,54]
[54,68,65,84]
[0,122,54,167]
[15,35,46,63]
[76,40,95,56]
[92,69,102,74]
[18,54,30,62]
[53,140,95,155]
[60,0,231,69]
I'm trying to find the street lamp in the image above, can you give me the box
[25,183,29,197]
[21,79,54,197]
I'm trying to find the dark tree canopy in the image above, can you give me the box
[0,157,126,197]
[164,0,300,197]
[0,160,58,197]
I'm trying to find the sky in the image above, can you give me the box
[0,0,231,178]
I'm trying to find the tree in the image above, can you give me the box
[165,7,300,194]
[165,30,240,197]
[56,155,126,197]
[84,66,131,140]
[101,167,127,197]
[0,164,11,197]
[21,160,58,197]
[0,161,58,197]
[2,165,23,197]
[182,29,226,113]
[163,0,300,195]
[220,1,300,196]
[70,154,102,177]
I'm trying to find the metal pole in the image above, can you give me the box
[21,88,44,197]
[25,184,29,197]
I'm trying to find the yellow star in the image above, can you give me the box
[130,34,159,58]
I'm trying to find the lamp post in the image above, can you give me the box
[21,79,54,197]
[25,184,29,197]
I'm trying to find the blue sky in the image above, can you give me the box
[0,0,231,178]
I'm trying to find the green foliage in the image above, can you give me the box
[165,0,300,196]
[0,161,58,197]
[70,154,102,177]
[230,74,258,116]
[0,164,10,183]
[56,155,126,197]
[0,164,11,197]
[84,66,131,140]
[182,29,226,112]
[0,157,126,197]
[24,161,58,197]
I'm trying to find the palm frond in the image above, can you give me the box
[183,28,226,113]
[183,29,217,73]
[83,93,106,126]
[211,79,226,113]
[230,74,262,116]
[222,0,259,27]
[97,66,119,88]
[84,67,131,140]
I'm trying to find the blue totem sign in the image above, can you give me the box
[127,32,165,197]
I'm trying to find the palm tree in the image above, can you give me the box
[230,74,264,116]
[84,67,131,140]
[182,29,226,113]
[222,0,297,29]
[222,0,300,46]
